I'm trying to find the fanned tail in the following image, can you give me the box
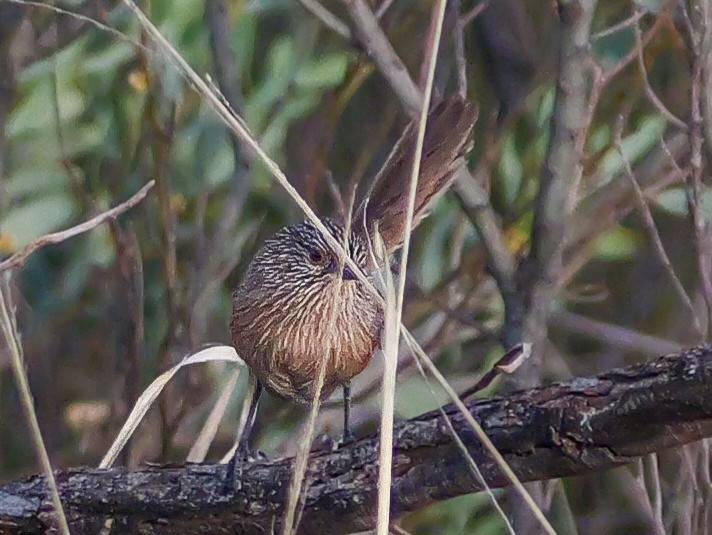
[354,97,476,253]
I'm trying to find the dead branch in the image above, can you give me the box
[0,181,155,273]
[3,345,712,535]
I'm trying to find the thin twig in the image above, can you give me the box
[460,0,491,27]
[0,181,155,272]
[458,343,532,399]
[614,115,701,336]
[453,164,521,347]
[298,0,352,39]
[342,0,422,115]
[389,524,414,535]
[112,225,146,465]
[631,4,687,130]
[0,277,70,535]
[645,454,665,533]
[592,11,645,40]
[4,0,146,51]
[552,311,681,356]
[375,0,396,19]
[601,12,666,84]
[452,0,468,99]
[685,0,712,338]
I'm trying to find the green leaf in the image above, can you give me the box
[655,187,712,219]
[7,79,86,138]
[259,92,318,154]
[593,225,640,261]
[246,36,298,127]
[294,53,348,90]
[498,133,523,206]
[4,164,70,202]
[80,43,134,76]
[0,195,76,247]
[596,115,666,182]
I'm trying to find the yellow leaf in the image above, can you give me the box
[128,69,148,92]
[0,233,15,254]
[170,193,187,215]
[504,226,528,255]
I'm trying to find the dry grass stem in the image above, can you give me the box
[376,0,448,530]
[281,292,339,535]
[117,4,548,528]
[101,345,243,469]
[402,328,558,535]
[0,277,70,535]
[187,367,241,463]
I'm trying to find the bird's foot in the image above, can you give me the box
[315,431,355,452]
[340,428,355,446]
[223,446,268,494]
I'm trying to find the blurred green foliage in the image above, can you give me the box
[0,0,707,533]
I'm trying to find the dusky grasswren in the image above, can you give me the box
[228,96,476,487]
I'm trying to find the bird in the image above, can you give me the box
[227,96,476,488]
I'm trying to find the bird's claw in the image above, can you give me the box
[315,431,355,452]
[223,447,269,494]
[340,429,355,446]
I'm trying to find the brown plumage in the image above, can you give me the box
[355,97,475,254]
[226,96,475,488]
[231,218,381,404]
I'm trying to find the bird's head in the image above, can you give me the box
[251,217,371,296]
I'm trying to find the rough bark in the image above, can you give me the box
[2,345,712,535]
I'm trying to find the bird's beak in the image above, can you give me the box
[342,265,358,281]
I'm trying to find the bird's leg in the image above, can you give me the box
[225,378,263,493]
[341,380,355,445]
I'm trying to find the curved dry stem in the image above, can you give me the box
[0,277,70,535]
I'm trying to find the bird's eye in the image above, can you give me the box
[308,248,324,264]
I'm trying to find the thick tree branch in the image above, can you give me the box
[3,345,712,534]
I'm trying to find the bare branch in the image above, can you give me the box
[552,311,681,356]
[451,0,468,98]
[298,0,352,39]
[3,345,712,535]
[592,11,645,40]
[516,2,598,526]
[0,181,155,273]
[522,0,598,352]
[631,4,687,130]
[341,0,422,115]
[461,0,491,27]
[614,115,700,335]
[686,0,712,336]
